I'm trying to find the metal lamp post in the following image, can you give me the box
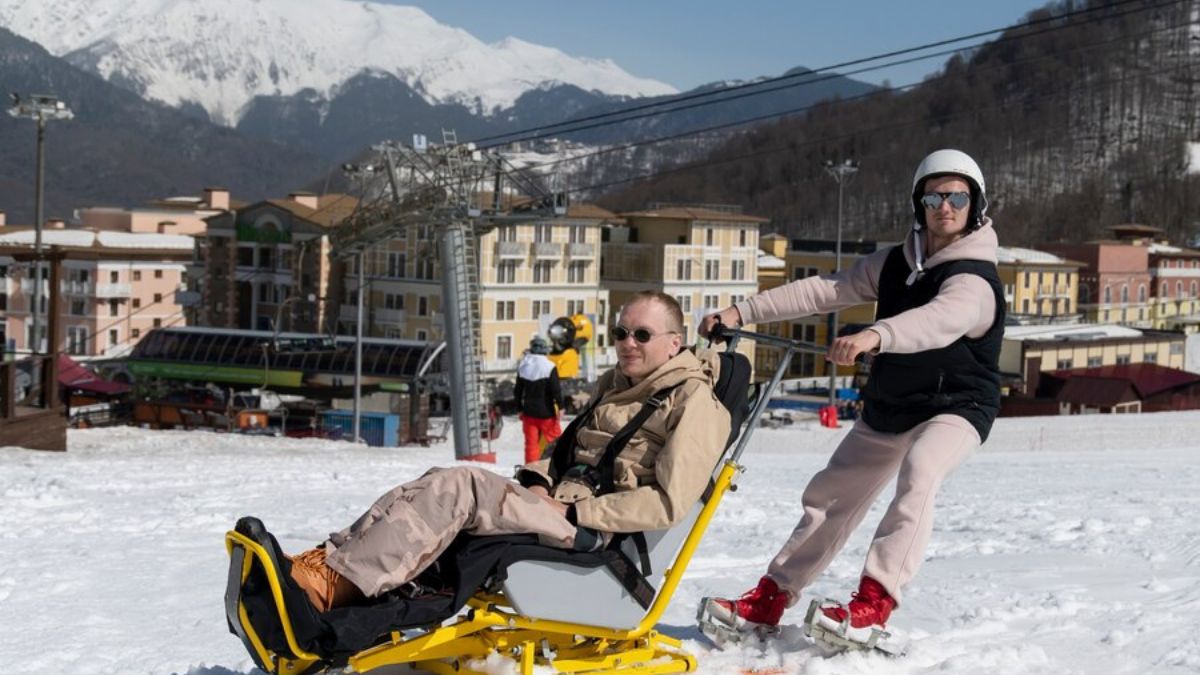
[8,94,73,354]
[823,158,859,407]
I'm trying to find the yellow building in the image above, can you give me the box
[346,205,619,381]
[770,239,882,379]
[601,205,764,368]
[1000,324,1186,395]
[996,246,1083,324]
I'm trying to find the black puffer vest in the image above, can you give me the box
[860,244,1006,441]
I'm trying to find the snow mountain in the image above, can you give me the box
[0,0,676,127]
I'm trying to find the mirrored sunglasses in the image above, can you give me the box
[611,326,675,344]
[920,191,971,210]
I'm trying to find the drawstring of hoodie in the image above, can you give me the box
[906,228,926,286]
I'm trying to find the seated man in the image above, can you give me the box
[287,290,732,612]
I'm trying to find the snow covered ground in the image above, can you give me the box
[2,411,1200,674]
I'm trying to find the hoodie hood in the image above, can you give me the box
[903,217,998,286]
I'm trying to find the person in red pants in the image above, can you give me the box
[514,336,564,463]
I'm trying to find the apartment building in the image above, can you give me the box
[1147,242,1200,332]
[78,186,234,237]
[340,204,618,379]
[191,192,357,333]
[601,205,764,368]
[1041,238,1153,327]
[0,220,192,356]
[996,246,1083,324]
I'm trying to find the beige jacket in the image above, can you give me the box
[519,348,731,533]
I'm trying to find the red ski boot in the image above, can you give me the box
[698,576,789,643]
[807,576,902,653]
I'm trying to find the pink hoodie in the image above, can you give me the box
[734,221,999,354]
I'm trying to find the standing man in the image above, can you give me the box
[514,336,564,463]
[698,149,1004,646]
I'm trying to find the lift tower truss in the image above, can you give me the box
[333,132,566,461]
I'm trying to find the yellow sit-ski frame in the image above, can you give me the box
[225,460,740,675]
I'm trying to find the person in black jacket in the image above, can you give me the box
[514,336,564,463]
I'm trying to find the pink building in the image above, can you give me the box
[1042,239,1153,327]
[1,224,194,357]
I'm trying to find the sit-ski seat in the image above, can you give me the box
[226,347,765,675]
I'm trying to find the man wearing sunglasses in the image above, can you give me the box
[280,291,730,614]
[698,149,1004,648]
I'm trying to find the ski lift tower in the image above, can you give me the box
[332,130,567,461]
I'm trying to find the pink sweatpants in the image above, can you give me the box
[767,413,979,606]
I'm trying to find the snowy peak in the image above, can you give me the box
[0,0,676,126]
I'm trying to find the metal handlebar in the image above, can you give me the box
[711,325,831,464]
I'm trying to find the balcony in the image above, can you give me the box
[95,283,132,299]
[339,305,361,323]
[373,308,406,325]
[483,358,519,373]
[566,242,595,259]
[176,291,202,307]
[1035,284,1072,298]
[532,242,562,259]
[60,280,93,296]
[494,241,526,259]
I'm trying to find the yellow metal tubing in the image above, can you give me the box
[224,531,323,663]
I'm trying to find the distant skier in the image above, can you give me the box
[698,149,1004,650]
[514,336,564,463]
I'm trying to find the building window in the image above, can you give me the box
[70,300,85,316]
[1022,298,1029,314]
[1192,282,1198,297]
[154,293,163,304]
[567,299,584,316]
[739,229,747,247]
[1087,356,1102,367]
[1064,298,1071,313]
[532,300,550,318]
[132,298,141,309]
[67,327,87,355]
[131,328,140,339]
[567,261,587,283]
[1177,281,1184,298]
[677,259,692,281]
[495,300,515,320]
[498,225,516,242]
[416,258,435,280]
[237,247,254,267]
[535,224,553,243]
[497,335,512,360]
[703,294,719,309]
[109,300,119,317]
[153,318,162,328]
[109,329,119,348]
[257,284,269,302]
[705,259,719,280]
[705,228,714,246]
[1144,352,1157,363]
[1116,354,1131,365]
[1104,286,1112,304]
[1161,282,1168,297]
[676,295,691,313]
[418,297,428,316]
[498,261,517,284]
[1023,273,1031,288]
[533,261,551,284]
[1056,359,1072,370]
[792,266,817,281]
[730,294,745,304]
[569,225,586,243]
[732,260,746,280]
[110,270,120,283]
[599,299,607,324]
[387,252,406,278]
[385,293,404,310]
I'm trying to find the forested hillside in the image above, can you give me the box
[600,0,1200,247]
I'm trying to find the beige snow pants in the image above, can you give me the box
[767,413,979,605]
[324,466,578,597]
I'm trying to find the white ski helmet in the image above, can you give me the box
[911,149,988,230]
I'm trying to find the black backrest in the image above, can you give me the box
[710,351,752,449]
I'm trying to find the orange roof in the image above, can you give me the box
[620,206,769,223]
[566,203,622,221]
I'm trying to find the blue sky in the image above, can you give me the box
[389,1,1054,91]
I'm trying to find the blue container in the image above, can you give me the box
[321,410,401,447]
